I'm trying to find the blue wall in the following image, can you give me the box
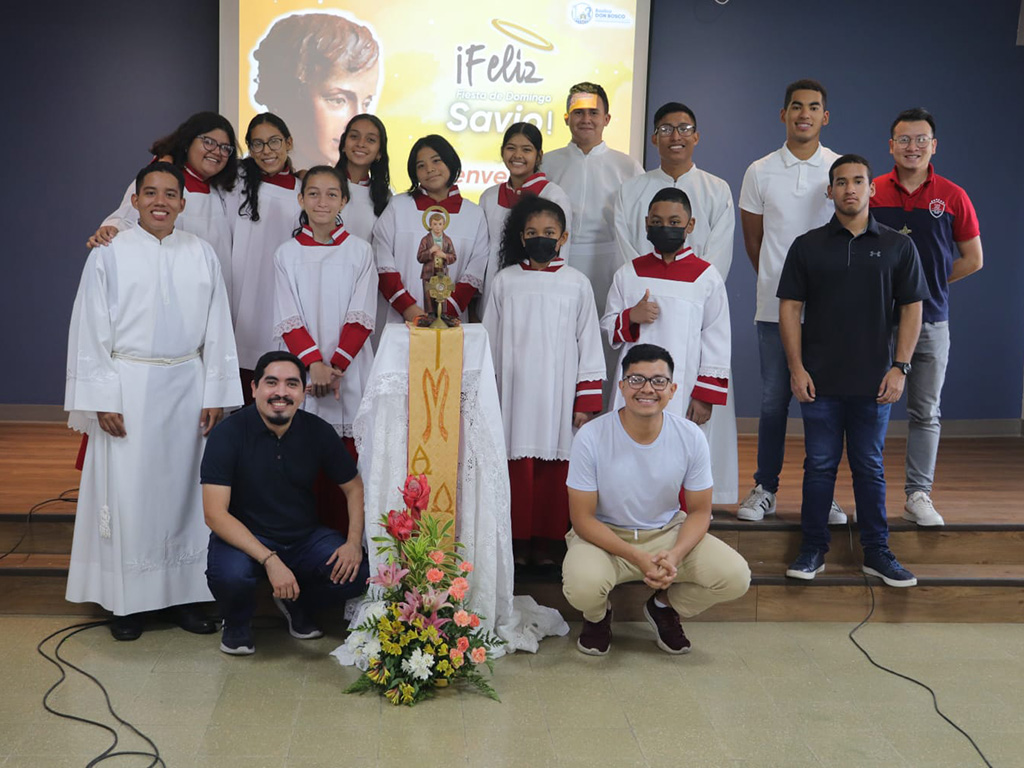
[646,0,1024,420]
[3,0,1023,420]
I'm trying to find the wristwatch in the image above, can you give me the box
[892,361,912,375]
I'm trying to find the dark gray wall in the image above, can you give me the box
[646,0,1024,420]
[3,0,1023,421]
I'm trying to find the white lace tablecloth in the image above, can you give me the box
[332,324,568,666]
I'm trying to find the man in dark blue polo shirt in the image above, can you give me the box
[777,154,929,587]
[201,351,369,654]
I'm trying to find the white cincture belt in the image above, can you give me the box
[112,348,201,366]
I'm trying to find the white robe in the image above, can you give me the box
[613,165,739,503]
[602,251,737,503]
[225,168,302,369]
[102,176,234,298]
[371,191,488,322]
[481,261,605,460]
[341,181,380,243]
[65,227,242,615]
[543,142,643,314]
[478,176,574,308]
[272,230,377,437]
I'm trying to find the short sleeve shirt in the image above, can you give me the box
[566,410,713,529]
[201,406,357,543]
[776,214,930,397]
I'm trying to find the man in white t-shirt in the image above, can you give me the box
[563,344,750,656]
[737,79,844,524]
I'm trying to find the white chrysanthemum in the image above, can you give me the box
[363,602,387,623]
[364,636,381,662]
[401,649,435,681]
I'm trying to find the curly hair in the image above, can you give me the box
[148,112,238,192]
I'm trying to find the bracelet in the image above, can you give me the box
[260,551,278,566]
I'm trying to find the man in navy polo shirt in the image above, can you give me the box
[870,108,983,527]
[201,350,369,654]
[777,154,929,587]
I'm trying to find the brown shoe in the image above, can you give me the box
[577,608,612,656]
[643,596,691,654]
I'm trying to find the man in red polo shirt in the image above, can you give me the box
[870,108,983,527]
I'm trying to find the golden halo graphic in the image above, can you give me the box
[491,19,555,52]
[421,205,450,231]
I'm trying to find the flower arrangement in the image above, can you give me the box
[345,474,502,705]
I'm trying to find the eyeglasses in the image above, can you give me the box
[248,136,285,153]
[622,374,672,390]
[197,135,235,156]
[894,135,933,148]
[656,123,696,137]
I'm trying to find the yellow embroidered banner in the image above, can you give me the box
[407,324,463,548]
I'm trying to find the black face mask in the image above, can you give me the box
[646,226,687,255]
[523,236,560,263]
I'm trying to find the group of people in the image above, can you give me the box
[64,75,981,657]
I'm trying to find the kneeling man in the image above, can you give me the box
[201,351,369,655]
[562,344,750,655]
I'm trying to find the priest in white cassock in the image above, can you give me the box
[66,163,242,641]
[543,82,643,315]
[613,102,738,504]
[603,188,734,502]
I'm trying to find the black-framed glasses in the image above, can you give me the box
[248,136,285,153]
[656,123,695,137]
[623,374,672,391]
[197,135,235,156]
[894,135,933,148]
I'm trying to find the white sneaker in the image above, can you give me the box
[828,500,848,525]
[737,485,776,521]
[903,492,945,526]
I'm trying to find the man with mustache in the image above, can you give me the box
[201,350,368,655]
[778,155,929,587]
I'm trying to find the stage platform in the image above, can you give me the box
[2,422,1022,622]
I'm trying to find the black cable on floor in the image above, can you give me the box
[0,487,78,562]
[37,620,165,767]
[845,523,993,768]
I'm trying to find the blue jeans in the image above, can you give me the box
[799,396,891,552]
[754,321,792,493]
[206,526,369,628]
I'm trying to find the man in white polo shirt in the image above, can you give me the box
[737,79,844,524]
[562,343,750,656]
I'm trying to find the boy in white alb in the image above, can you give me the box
[612,102,737,503]
[737,79,842,523]
[603,189,733,501]
[563,344,750,656]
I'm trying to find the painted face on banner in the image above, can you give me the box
[308,61,380,167]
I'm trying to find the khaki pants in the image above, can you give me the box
[562,515,751,622]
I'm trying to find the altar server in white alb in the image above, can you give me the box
[603,188,733,499]
[482,196,605,567]
[372,134,488,323]
[66,163,242,641]
[543,82,643,314]
[334,114,392,243]
[226,113,301,392]
[613,102,738,503]
[478,122,573,308]
[273,166,377,449]
[86,112,238,297]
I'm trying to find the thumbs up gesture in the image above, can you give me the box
[631,289,660,324]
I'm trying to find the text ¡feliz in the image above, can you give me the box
[456,43,543,87]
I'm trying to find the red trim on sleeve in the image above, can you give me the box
[378,272,416,314]
[691,375,728,406]
[282,327,323,366]
[573,379,603,414]
[614,308,640,343]
[445,281,478,316]
[330,323,372,371]
[75,434,88,471]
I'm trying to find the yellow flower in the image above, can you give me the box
[400,683,415,704]
[385,687,401,705]
[412,616,425,630]
[436,659,452,674]
[390,604,402,618]
[424,644,435,655]
[424,625,441,643]
[400,630,418,647]
[382,639,403,656]
[437,643,449,656]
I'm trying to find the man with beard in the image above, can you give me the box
[778,155,928,587]
[201,351,368,654]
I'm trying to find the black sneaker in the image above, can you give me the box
[173,603,218,635]
[274,597,324,639]
[785,548,826,580]
[863,548,917,587]
[643,596,691,654]
[109,613,144,641]
[220,623,255,656]
[576,609,612,656]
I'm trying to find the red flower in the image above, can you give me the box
[402,474,431,515]
[386,509,416,541]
